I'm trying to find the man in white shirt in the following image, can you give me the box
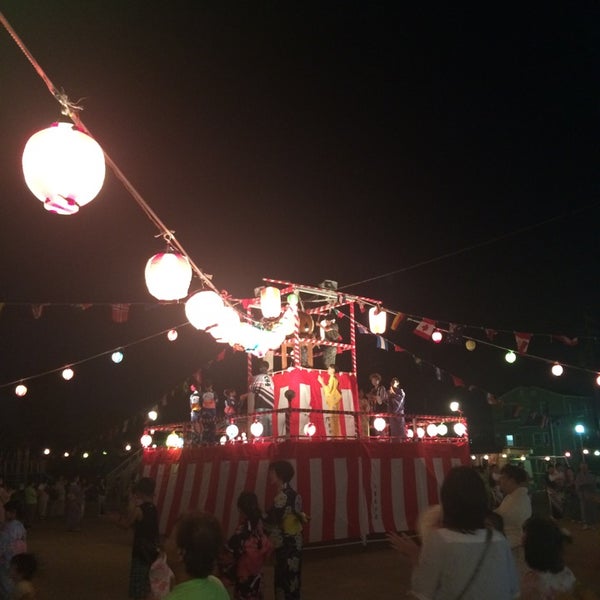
[494,464,532,576]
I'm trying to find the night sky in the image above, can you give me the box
[1,2,599,453]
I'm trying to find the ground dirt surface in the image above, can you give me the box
[26,510,600,599]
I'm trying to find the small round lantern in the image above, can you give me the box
[226,421,239,440]
[368,306,387,334]
[147,410,158,421]
[166,431,183,448]
[426,423,438,437]
[140,434,152,448]
[111,350,124,364]
[167,329,178,341]
[145,251,192,301]
[22,122,106,215]
[185,291,224,330]
[465,339,476,351]
[373,416,387,432]
[551,363,564,377]
[15,384,28,397]
[453,422,467,436]
[505,351,517,364]
[250,419,264,438]
[62,367,74,381]
[303,422,316,437]
[437,423,448,436]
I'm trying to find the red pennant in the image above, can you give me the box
[484,328,498,340]
[111,303,130,323]
[413,318,436,339]
[515,332,532,354]
[451,375,465,387]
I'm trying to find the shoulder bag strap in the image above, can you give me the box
[453,527,493,600]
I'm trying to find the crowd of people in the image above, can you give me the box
[1,458,599,599]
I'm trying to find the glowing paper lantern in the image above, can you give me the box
[167,329,178,341]
[111,350,124,364]
[453,422,467,436]
[596,374,600,386]
[185,291,224,330]
[62,367,74,381]
[166,431,183,448]
[406,428,414,438]
[140,434,152,448]
[368,306,387,334]
[15,384,28,397]
[22,122,106,214]
[505,351,517,364]
[250,419,264,438]
[437,423,448,436]
[304,422,316,437]
[145,252,192,301]
[465,339,476,351]
[416,427,425,438]
[449,401,460,412]
[431,330,443,343]
[551,363,564,377]
[426,423,438,437]
[226,422,239,440]
[147,410,158,421]
[260,286,281,319]
[373,416,387,432]
[43,448,51,455]
[207,306,241,343]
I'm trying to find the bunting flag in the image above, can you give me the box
[484,328,498,340]
[390,312,405,330]
[451,375,465,387]
[393,344,405,353]
[413,318,436,340]
[552,335,579,347]
[111,303,131,323]
[375,336,389,350]
[515,332,533,354]
[356,322,369,334]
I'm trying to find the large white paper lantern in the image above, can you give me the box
[207,306,241,343]
[369,306,387,334]
[145,251,192,301]
[185,291,224,330]
[22,122,106,215]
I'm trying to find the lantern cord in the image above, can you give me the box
[0,11,221,301]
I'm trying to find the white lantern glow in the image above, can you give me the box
[373,416,387,432]
[207,306,241,343]
[145,252,192,301]
[250,419,264,438]
[368,306,387,334]
[43,448,51,455]
[426,423,438,437]
[147,410,158,421]
[140,434,152,447]
[22,122,106,214]
[304,422,316,437]
[167,329,178,341]
[505,351,517,364]
[125,444,132,452]
[449,401,460,412]
[551,363,564,376]
[15,384,28,397]
[406,428,414,438]
[63,451,70,458]
[260,286,281,319]
[431,330,443,343]
[453,422,467,436]
[62,367,74,381]
[185,291,224,330]
[437,423,448,436]
[166,431,183,448]
[226,422,239,440]
[416,426,425,438]
[219,435,228,445]
[111,350,124,364]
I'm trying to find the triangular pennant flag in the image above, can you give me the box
[375,335,389,350]
[393,344,405,352]
[356,322,369,334]
[552,335,579,347]
[111,303,130,323]
[390,312,405,330]
[515,332,532,354]
[485,328,498,340]
[413,318,436,340]
[451,375,465,387]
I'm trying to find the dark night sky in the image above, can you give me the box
[1,2,599,452]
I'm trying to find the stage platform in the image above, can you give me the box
[141,437,469,543]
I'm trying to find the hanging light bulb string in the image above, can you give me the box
[0,11,221,302]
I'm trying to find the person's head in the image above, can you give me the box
[327,364,337,375]
[10,553,37,583]
[258,360,270,373]
[390,377,400,389]
[440,466,488,532]
[499,464,529,494]
[132,477,155,500]
[4,500,21,521]
[269,460,295,485]
[369,373,381,384]
[166,511,223,579]
[523,516,571,573]
[237,491,262,526]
